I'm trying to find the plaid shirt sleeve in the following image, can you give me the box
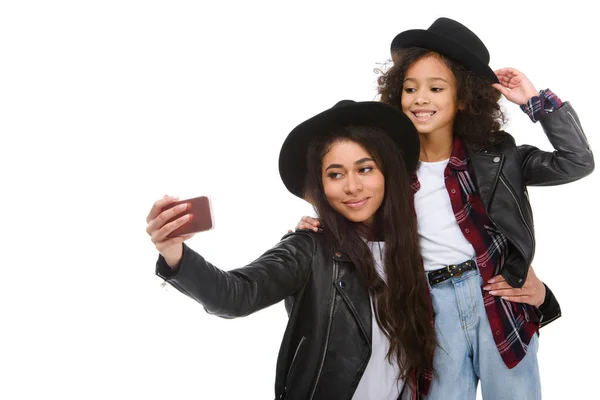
[520,89,563,123]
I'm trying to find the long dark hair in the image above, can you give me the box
[378,47,507,149]
[303,125,436,384]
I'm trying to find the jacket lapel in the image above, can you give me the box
[466,147,503,211]
[331,250,372,346]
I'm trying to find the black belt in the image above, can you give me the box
[427,259,477,286]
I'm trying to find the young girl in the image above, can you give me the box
[145,100,436,399]
[296,18,594,400]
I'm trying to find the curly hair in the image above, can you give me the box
[377,47,507,148]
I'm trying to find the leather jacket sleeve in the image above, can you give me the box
[155,232,316,318]
[539,283,562,328]
[518,102,594,186]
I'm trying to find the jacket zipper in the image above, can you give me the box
[284,336,307,392]
[522,189,535,227]
[498,174,536,257]
[566,110,590,147]
[309,261,338,400]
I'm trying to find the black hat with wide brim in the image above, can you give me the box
[279,100,420,199]
[390,17,499,84]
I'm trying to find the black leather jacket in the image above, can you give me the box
[466,103,593,277]
[156,232,418,400]
[155,201,575,400]
[465,101,593,325]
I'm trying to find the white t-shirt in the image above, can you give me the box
[352,241,404,400]
[413,159,475,271]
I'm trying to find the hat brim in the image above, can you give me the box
[279,101,420,198]
[391,29,499,84]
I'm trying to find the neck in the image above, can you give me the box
[419,131,454,162]
[356,222,377,241]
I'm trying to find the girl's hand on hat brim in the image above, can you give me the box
[493,67,539,106]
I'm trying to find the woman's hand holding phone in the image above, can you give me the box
[146,195,213,269]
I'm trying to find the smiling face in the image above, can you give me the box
[321,139,385,228]
[400,54,460,140]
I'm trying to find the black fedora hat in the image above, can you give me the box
[390,17,498,84]
[279,100,420,199]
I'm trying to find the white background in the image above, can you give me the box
[1,1,597,399]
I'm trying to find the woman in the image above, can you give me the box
[145,100,436,399]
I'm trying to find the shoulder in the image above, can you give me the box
[276,230,324,264]
[469,130,517,153]
[495,130,516,145]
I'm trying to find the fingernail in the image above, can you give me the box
[489,291,497,295]
[488,279,495,283]
[483,285,491,290]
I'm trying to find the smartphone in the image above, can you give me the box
[161,196,214,238]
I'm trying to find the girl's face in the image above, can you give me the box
[321,140,385,228]
[400,55,460,139]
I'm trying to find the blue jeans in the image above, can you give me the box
[424,269,541,400]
